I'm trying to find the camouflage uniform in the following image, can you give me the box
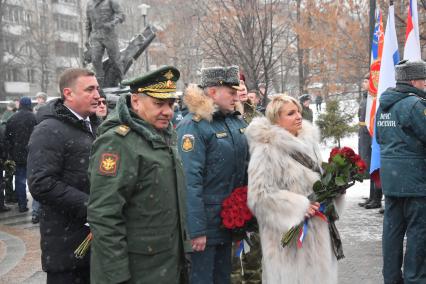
[242,102,263,125]
[231,233,262,284]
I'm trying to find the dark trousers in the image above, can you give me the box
[4,165,15,201]
[382,196,426,284]
[91,35,122,84]
[47,268,90,284]
[190,243,232,284]
[0,165,5,207]
[14,166,27,209]
[368,179,382,203]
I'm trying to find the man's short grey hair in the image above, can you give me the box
[36,92,47,101]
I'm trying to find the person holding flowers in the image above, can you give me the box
[245,95,344,284]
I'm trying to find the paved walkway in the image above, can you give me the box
[337,181,384,284]
[0,196,45,284]
[0,185,383,283]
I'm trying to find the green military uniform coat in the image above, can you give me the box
[88,94,190,284]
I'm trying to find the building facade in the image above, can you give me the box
[1,0,83,100]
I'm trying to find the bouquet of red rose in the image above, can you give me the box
[220,186,258,241]
[281,147,366,260]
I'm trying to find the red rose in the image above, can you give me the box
[340,147,356,161]
[242,208,253,221]
[329,147,341,162]
[350,154,361,163]
[330,147,340,158]
[235,192,246,203]
[220,209,231,219]
[223,216,235,229]
[356,159,367,174]
[231,207,240,218]
[233,186,247,196]
[234,216,245,228]
[222,198,233,209]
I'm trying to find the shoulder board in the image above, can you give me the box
[192,114,202,122]
[114,125,131,137]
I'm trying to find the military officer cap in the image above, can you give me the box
[121,66,180,99]
[199,65,243,90]
[395,59,426,82]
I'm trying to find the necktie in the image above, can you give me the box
[83,120,92,134]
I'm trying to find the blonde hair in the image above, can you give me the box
[266,94,302,124]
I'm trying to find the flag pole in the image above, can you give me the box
[369,0,376,57]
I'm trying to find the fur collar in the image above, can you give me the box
[183,84,215,121]
[245,116,321,160]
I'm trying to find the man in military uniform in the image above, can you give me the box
[177,66,249,284]
[377,60,426,284]
[88,66,190,284]
[237,81,262,125]
[299,94,313,122]
[358,74,382,209]
[85,0,125,86]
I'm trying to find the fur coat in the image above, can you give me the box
[245,117,343,284]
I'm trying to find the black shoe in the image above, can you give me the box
[18,207,29,213]
[365,201,382,209]
[358,199,371,207]
[379,208,384,214]
[0,206,11,213]
[31,215,39,224]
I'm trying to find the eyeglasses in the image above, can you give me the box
[98,100,106,106]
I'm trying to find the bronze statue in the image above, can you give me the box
[85,0,125,87]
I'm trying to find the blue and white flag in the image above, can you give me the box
[370,4,400,187]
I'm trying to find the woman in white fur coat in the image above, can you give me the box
[245,95,343,284]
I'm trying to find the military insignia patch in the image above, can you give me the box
[182,134,195,152]
[215,132,228,138]
[115,125,130,136]
[164,70,174,80]
[98,153,120,176]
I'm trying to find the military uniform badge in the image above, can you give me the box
[115,125,130,136]
[98,152,120,176]
[182,134,195,152]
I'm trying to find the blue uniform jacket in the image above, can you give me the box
[376,83,426,197]
[177,111,249,245]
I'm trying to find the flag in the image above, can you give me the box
[404,0,421,60]
[370,4,400,187]
[365,9,384,136]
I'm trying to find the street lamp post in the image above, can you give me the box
[139,4,150,72]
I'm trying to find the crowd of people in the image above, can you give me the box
[0,59,424,284]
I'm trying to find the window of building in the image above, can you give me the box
[52,0,77,5]
[53,14,78,32]
[27,69,37,83]
[3,5,25,24]
[5,68,22,82]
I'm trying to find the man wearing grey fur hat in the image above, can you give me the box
[376,59,426,284]
[177,65,249,284]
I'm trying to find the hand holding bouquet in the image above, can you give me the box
[281,147,366,260]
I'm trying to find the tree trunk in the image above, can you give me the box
[296,0,305,95]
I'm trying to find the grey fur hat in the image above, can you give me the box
[395,59,426,81]
[199,65,243,90]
